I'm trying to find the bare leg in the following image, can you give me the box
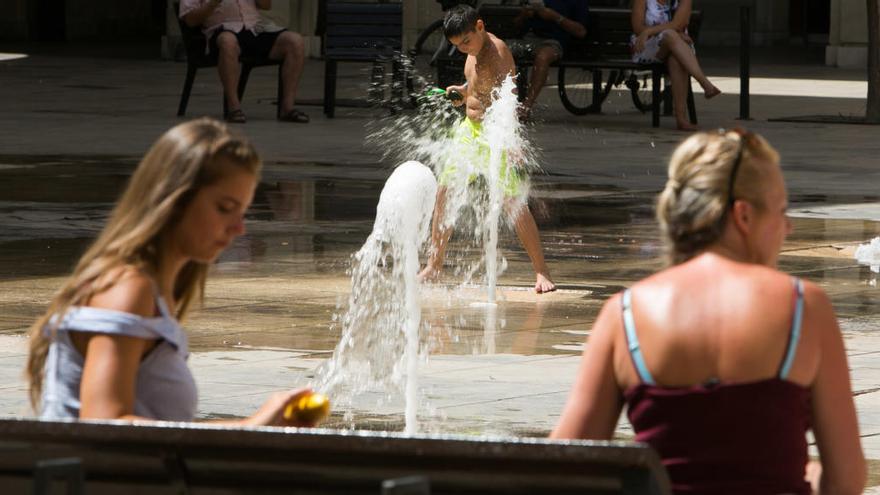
[667,56,697,131]
[657,29,720,99]
[418,187,452,282]
[269,31,306,114]
[509,202,555,294]
[520,45,561,119]
[216,32,242,111]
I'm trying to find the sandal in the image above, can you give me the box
[278,109,310,123]
[225,108,247,124]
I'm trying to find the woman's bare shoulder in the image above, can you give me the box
[87,265,156,317]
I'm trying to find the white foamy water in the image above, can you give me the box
[479,76,526,302]
[321,76,538,433]
[368,75,538,299]
[855,237,880,273]
[315,161,437,434]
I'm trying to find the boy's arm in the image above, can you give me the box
[445,57,474,106]
[497,41,517,82]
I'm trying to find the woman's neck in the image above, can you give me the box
[704,243,751,264]
[156,237,188,305]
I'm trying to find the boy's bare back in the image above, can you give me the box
[463,33,515,122]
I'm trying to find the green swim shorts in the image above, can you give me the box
[438,117,525,197]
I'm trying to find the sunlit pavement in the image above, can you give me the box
[1,44,878,485]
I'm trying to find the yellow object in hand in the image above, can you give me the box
[283,393,331,424]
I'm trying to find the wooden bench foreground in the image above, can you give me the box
[0,418,670,494]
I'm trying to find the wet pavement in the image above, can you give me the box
[1,44,880,487]
[1,157,879,449]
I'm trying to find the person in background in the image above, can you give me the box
[512,0,588,120]
[418,5,556,294]
[180,0,309,124]
[630,0,720,130]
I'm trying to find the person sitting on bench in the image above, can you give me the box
[180,0,309,124]
[511,0,588,121]
[630,0,719,130]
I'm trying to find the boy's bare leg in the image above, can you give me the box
[419,187,452,282]
[511,203,555,293]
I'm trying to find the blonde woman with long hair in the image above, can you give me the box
[27,118,312,426]
[552,130,864,494]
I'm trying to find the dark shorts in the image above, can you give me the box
[508,34,564,63]
[210,28,285,60]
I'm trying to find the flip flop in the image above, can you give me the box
[278,109,310,123]
[225,108,247,124]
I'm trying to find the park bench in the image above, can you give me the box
[175,3,283,118]
[0,418,671,494]
[321,0,403,118]
[451,5,701,127]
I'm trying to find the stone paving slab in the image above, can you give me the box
[2,327,880,459]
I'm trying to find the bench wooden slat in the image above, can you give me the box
[322,0,403,117]
[0,418,672,494]
[326,39,401,50]
[327,25,403,37]
[326,3,401,14]
[326,14,402,25]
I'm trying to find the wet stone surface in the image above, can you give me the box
[0,156,879,474]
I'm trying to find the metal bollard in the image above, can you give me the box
[738,5,751,120]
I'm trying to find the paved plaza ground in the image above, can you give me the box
[1,43,879,487]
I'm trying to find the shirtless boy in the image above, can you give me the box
[417,5,555,294]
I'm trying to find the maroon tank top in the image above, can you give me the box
[622,279,812,494]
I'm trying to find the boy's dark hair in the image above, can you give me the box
[443,5,480,39]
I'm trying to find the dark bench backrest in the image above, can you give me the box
[0,418,672,494]
[324,1,403,60]
[478,5,527,40]
[582,7,702,60]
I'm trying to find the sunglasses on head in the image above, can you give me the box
[719,128,754,206]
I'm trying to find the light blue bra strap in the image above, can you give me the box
[622,289,656,386]
[147,277,174,320]
[778,278,805,380]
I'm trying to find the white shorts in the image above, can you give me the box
[629,31,694,64]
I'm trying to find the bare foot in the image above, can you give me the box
[535,273,556,294]
[517,105,532,123]
[676,120,698,132]
[417,266,441,283]
[703,84,721,99]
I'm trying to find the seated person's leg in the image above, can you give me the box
[666,56,697,131]
[657,29,720,99]
[267,31,307,121]
[521,41,562,118]
[214,31,245,121]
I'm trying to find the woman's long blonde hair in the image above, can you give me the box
[26,118,261,409]
[656,129,780,266]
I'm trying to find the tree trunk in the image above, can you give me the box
[868,0,880,122]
